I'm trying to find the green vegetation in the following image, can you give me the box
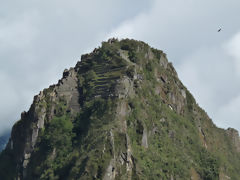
[186,90,195,111]
[0,150,16,180]
[125,74,219,179]
[197,149,220,180]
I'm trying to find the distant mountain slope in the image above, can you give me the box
[0,130,10,152]
[0,38,239,180]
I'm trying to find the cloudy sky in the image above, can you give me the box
[1,0,240,135]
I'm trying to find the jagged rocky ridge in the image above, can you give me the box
[0,38,240,180]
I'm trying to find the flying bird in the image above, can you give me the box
[218,28,222,32]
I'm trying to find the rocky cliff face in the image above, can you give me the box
[226,128,240,152]
[0,38,240,180]
[5,67,80,179]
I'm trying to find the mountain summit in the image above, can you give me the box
[0,38,240,180]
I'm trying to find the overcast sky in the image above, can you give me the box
[1,0,240,135]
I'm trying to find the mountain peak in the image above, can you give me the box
[0,38,240,180]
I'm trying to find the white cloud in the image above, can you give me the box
[0,14,37,49]
[215,94,240,129]
[0,72,19,132]
[225,32,240,77]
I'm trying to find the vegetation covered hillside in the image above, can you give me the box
[0,38,240,180]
